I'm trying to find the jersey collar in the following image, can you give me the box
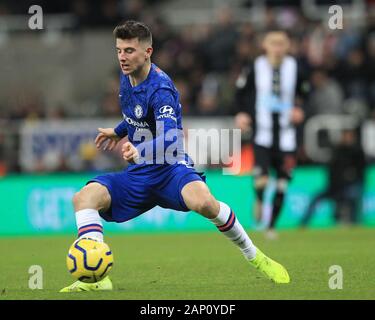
[130,63,156,93]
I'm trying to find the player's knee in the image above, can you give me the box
[72,190,83,208]
[72,189,89,211]
[72,183,110,212]
[193,194,217,216]
[195,198,211,213]
[255,175,268,189]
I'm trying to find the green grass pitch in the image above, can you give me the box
[0,227,374,300]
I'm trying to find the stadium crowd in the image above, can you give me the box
[1,0,375,174]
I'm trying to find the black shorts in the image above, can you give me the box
[253,144,296,180]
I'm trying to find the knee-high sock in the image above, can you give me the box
[75,209,103,242]
[255,187,265,202]
[269,191,285,229]
[210,201,257,260]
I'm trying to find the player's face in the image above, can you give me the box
[116,38,152,75]
[263,32,290,59]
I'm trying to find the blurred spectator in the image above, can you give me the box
[174,77,195,116]
[8,91,45,121]
[99,0,122,26]
[46,105,67,120]
[71,0,90,29]
[306,24,338,69]
[202,6,239,72]
[334,19,362,60]
[365,32,375,118]
[100,71,121,118]
[334,48,369,103]
[301,128,366,226]
[120,0,145,22]
[307,68,344,117]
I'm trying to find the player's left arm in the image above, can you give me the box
[291,65,311,125]
[143,87,179,155]
[151,87,179,143]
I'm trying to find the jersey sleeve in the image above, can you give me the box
[114,120,128,138]
[150,87,178,132]
[135,88,181,163]
[234,64,256,116]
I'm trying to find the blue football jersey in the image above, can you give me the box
[90,64,206,222]
[114,63,190,169]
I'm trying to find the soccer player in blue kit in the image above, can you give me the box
[60,21,290,292]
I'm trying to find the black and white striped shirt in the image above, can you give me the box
[236,55,309,152]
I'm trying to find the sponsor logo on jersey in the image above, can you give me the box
[159,105,175,115]
[157,105,176,122]
[122,113,149,129]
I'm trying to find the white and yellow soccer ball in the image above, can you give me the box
[66,238,114,283]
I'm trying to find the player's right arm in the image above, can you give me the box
[95,127,123,151]
[234,64,255,133]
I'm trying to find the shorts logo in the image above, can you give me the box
[178,160,193,169]
[159,105,175,115]
[134,105,143,119]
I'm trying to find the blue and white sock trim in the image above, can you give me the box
[217,210,236,232]
[78,223,103,238]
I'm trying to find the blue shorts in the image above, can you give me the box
[87,163,206,223]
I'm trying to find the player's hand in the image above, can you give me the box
[235,112,252,132]
[122,141,139,164]
[95,128,121,151]
[290,107,305,125]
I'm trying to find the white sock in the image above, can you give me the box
[75,209,104,242]
[210,201,257,260]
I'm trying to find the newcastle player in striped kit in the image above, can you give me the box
[235,30,309,239]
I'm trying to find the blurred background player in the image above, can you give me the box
[60,21,290,292]
[235,30,309,239]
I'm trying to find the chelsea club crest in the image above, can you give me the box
[134,105,143,119]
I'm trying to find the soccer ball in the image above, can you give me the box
[66,238,114,283]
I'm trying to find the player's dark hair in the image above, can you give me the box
[264,28,291,39]
[113,20,152,44]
